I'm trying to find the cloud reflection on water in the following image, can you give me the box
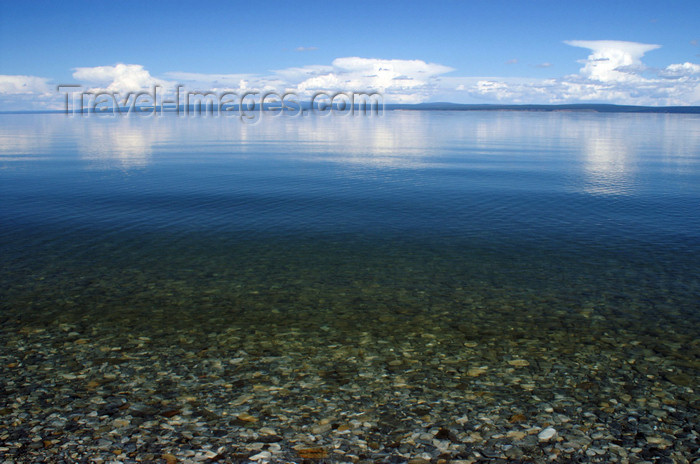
[0,113,697,200]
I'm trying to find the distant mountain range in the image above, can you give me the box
[388,103,700,113]
[2,102,700,114]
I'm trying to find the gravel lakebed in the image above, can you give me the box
[1,300,698,463]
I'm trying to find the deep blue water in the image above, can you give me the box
[1,111,699,330]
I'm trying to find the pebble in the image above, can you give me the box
[508,359,530,367]
[506,430,527,440]
[646,436,673,448]
[538,427,557,442]
[237,412,258,422]
[249,451,271,461]
[467,366,488,377]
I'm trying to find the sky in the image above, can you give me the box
[1,0,699,108]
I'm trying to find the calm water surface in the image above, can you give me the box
[1,111,698,329]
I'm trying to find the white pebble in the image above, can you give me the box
[538,426,557,442]
[249,451,271,461]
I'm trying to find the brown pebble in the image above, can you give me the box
[162,453,178,464]
[297,448,328,459]
[509,413,526,423]
[160,409,181,418]
[237,412,258,422]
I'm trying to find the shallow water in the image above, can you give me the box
[1,111,699,462]
[2,111,699,329]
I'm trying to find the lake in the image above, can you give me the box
[1,110,699,462]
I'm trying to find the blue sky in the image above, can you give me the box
[1,0,699,108]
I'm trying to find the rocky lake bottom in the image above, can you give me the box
[1,236,698,464]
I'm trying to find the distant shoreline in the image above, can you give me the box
[390,103,700,113]
[2,102,700,115]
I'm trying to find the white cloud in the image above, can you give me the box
[475,80,514,100]
[0,74,63,110]
[564,40,660,82]
[0,75,52,95]
[295,46,318,52]
[660,62,700,77]
[72,63,169,93]
[293,57,454,103]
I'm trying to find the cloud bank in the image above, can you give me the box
[1,40,699,108]
[158,57,452,104]
[0,75,56,109]
[460,40,700,105]
[292,57,454,103]
[0,75,53,95]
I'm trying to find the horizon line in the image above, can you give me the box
[2,102,700,115]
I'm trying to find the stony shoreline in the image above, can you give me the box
[1,303,698,464]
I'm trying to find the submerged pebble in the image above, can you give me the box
[538,426,557,442]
